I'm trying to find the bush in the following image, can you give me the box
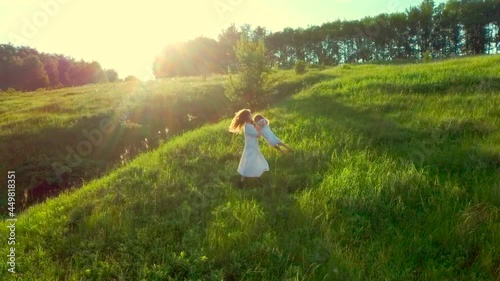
[225,37,270,108]
[294,60,307,75]
[124,75,140,82]
[424,51,432,63]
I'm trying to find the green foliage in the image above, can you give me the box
[0,44,120,92]
[124,75,140,82]
[151,1,499,80]
[225,37,270,108]
[16,55,50,91]
[424,50,432,62]
[153,36,224,78]
[294,60,307,74]
[105,69,119,82]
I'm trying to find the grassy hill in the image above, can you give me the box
[0,70,329,209]
[1,56,499,280]
[0,76,227,207]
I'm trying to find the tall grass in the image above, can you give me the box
[0,55,499,280]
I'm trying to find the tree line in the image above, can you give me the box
[0,44,119,92]
[154,0,500,77]
[2,0,498,89]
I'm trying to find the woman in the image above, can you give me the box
[229,109,269,187]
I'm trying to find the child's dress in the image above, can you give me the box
[257,118,281,146]
[238,123,269,177]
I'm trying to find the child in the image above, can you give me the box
[253,114,292,154]
[229,109,269,187]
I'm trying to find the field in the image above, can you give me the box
[1,56,499,280]
[0,70,328,208]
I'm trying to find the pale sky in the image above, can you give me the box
[0,0,447,80]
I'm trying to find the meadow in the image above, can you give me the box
[0,69,329,209]
[0,55,499,280]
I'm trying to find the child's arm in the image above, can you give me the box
[255,125,263,138]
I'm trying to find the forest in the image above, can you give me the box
[154,0,500,77]
[0,44,119,92]
[1,0,499,91]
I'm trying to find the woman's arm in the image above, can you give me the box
[245,123,261,137]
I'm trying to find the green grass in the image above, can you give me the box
[0,69,332,208]
[1,56,499,280]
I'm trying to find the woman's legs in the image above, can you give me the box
[238,176,246,188]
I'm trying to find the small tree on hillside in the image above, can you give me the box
[106,69,119,82]
[16,55,50,91]
[225,36,270,108]
[294,60,307,74]
[124,75,140,82]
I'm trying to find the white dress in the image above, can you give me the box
[237,123,269,177]
[257,119,281,146]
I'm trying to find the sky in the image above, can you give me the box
[0,0,447,80]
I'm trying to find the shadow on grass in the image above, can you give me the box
[264,72,338,106]
[360,75,500,95]
[230,92,499,279]
[285,93,498,200]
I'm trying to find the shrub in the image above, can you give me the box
[124,75,141,82]
[225,37,270,108]
[424,51,432,63]
[294,60,307,75]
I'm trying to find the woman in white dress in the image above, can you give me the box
[229,109,269,187]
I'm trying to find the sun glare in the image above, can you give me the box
[3,0,223,80]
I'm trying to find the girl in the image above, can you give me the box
[229,109,269,187]
[253,114,292,154]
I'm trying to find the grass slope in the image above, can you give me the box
[0,77,228,207]
[1,56,500,280]
[0,69,331,208]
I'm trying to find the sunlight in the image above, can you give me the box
[1,0,499,279]
[4,0,222,79]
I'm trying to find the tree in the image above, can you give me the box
[0,44,18,90]
[124,75,140,82]
[106,69,119,82]
[388,13,411,59]
[252,26,268,42]
[442,0,463,56]
[460,0,490,55]
[225,36,270,107]
[321,21,342,65]
[57,56,72,87]
[266,30,292,68]
[304,25,327,65]
[218,23,242,73]
[41,55,61,88]
[418,0,435,57]
[156,0,500,76]
[153,36,223,78]
[294,60,307,74]
[16,55,50,91]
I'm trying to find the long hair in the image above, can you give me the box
[229,109,252,133]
